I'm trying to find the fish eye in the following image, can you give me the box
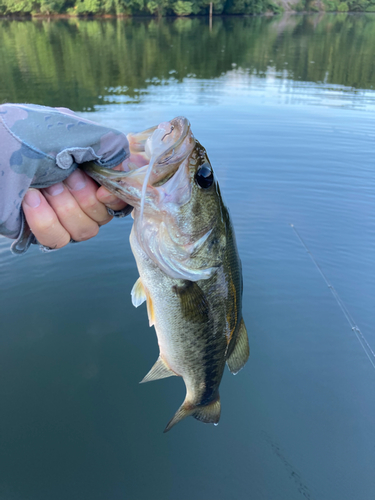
[195,163,214,189]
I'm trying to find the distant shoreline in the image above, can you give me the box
[0,12,373,19]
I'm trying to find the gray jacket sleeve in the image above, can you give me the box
[0,103,130,254]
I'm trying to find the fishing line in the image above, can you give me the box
[290,224,375,370]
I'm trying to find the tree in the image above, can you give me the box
[146,0,169,16]
[172,0,193,15]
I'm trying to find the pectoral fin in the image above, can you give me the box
[172,281,210,322]
[226,318,249,375]
[131,277,147,307]
[140,356,177,384]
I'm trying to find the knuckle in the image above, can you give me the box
[98,215,113,226]
[59,200,78,219]
[53,234,72,249]
[80,195,98,212]
[105,202,127,213]
[37,229,70,249]
[35,215,57,234]
[73,223,99,242]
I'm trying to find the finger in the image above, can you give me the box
[22,189,71,249]
[96,186,128,211]
[96,162,129,211]
[64,170,113,226]
[42,183,99,242]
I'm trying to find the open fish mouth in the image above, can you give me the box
[82,117,195,209]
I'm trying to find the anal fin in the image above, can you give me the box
[146,294,155,327]
[131,278,155,327]
[226,318,249,375]
[140,356,177,384]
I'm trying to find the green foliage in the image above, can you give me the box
[1,0,35,13]
[323,0,375,10]
[146,0,158,13]
[74,0,101,14]
[306,0,320,11]
[347,0,375,10]
[39,0,66,13]
[0,0,289,15]
[268,1,283,12]
[324,0,338,10]
[172,0,193,14]
[0,0,373,17]
[323,0,350,9]
[101,0,129,14]
[225,0,270,14]
[293,0,306,11]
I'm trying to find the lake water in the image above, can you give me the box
[0,13,374,500]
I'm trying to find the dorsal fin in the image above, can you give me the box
[226,318,249,375]
[131,277,147,307]
[140,356,177,384]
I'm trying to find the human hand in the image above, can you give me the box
[22,167,127,249]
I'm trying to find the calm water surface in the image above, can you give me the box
[0,14,374,500]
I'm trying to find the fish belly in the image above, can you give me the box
[130,229,226,405]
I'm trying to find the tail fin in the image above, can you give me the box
[163,394,221,433]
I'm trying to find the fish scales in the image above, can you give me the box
[131,230,227,405]
[82,117,249,432]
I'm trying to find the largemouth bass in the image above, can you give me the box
[83,117,249,432]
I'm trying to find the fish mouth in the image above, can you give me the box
[82,117,195,208]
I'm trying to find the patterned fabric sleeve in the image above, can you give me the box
[0,103,130,253]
